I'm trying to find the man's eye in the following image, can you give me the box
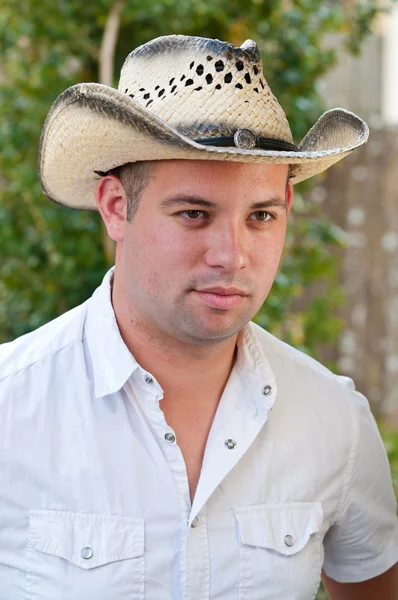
[180,210,205,219]
[249,211,272,222]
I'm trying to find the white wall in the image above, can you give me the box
[319,7,398,128]
[382,5,398,125]
[318,33,382,123]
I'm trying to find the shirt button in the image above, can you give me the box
[191,516,199,528]
[262,385,272,396]
[145,375,154,385]
[284,535,295,547]
[224,439,236,449]
[164,432,176,443]
[81,546,93,559]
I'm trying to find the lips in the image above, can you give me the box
[195,286,248,296]
[193,287,248,309]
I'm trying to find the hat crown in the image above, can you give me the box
[118,35,293,143]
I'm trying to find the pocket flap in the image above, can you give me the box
[29,510,144,569]
[234,502,323,556]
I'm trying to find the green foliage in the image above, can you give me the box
[0,0,383,346]
[255,191,346,362]
[379,425,398,501]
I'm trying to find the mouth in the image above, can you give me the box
[193,287,249,310]
[196,286,249,296]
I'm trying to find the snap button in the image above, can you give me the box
[164,432,176,443]
[145,375,154,385]
[284,534,295,547]
[191,516,199,528]
[262,385,272,396]
[81,546,93,559]
[224,439,236,449]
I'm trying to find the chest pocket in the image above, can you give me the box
[26,510,145,600]
[234,502,324,600]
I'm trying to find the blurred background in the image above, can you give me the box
[0,1,397,596]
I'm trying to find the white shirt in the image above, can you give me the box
[0,267,397,600]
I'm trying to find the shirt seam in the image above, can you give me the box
[0,338,83,385]
[333,395,360,525]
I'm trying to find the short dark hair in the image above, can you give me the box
[109,161,154,222]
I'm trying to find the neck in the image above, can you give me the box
[111,272,240,402]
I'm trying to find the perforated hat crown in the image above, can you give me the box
[118,37,293,144]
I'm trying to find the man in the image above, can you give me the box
[0,34,396,600]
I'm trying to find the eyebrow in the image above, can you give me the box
[159,194,287,210]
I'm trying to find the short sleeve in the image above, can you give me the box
[323,378,398,583]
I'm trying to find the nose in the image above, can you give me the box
[204,219,247,272]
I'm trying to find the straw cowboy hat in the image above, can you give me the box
[39,35,369,210]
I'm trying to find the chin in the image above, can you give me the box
[183,320,247,344]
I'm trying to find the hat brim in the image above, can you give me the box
[39,83,369,209]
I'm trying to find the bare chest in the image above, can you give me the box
[178,433,207,502]
[160,400,218,502]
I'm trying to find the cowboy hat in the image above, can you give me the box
[39,35,369,209]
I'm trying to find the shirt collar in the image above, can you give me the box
[84,266,139,398]
[230,323,277,417]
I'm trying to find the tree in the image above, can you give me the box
[0,0,382,354]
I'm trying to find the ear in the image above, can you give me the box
[286,180,294,216]
[95,175,128,242]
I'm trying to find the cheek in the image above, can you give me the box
[256,225,285,256]
[126,224,199,289]
[151,227,198,267]
[253,230,286,282]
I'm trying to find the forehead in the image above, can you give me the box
[148,160,289,195]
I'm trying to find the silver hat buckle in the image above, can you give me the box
[233,128,257,149]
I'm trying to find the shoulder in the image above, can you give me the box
[249,321,365,412]
[0,300,89,384]
[250,321,341,379]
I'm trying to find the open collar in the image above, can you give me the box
[84,267,277,409]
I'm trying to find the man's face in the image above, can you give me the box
[116,159,292,345]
